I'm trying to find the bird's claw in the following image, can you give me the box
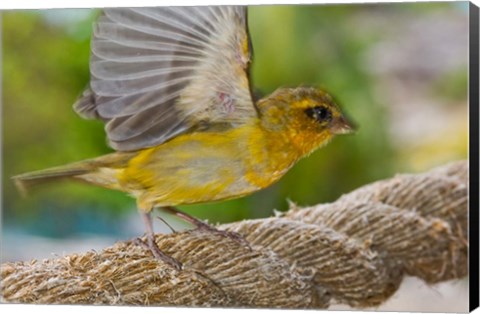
[197,223,251,249]
[134,237,183,270]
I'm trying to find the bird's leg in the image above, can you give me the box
[161,206,250,248]
[134,211,183,270]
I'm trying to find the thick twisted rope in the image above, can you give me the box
[1,160,468,308]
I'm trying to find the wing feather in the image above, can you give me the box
[74,6,255,151]
[96,82,186,118]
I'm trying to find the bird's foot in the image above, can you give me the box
[197,223,251,249]
[134,235,183,270]
[162,206,251,249]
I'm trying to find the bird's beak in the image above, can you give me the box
[330,115,356,135]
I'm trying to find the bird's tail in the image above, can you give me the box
[12,153,133,196]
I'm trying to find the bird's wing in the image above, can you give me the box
[74,6,256,151]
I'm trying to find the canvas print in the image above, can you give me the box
[1,1,477,312]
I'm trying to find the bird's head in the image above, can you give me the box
[258,86,355,156]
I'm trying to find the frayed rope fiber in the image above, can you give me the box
[1,160,468,308]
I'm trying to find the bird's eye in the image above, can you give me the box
[304,106,332,123]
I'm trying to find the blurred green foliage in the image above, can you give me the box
[2,3,468,238]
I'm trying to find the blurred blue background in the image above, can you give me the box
[2,2,468,262]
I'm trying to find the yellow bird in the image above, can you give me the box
[13,6,354,269]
